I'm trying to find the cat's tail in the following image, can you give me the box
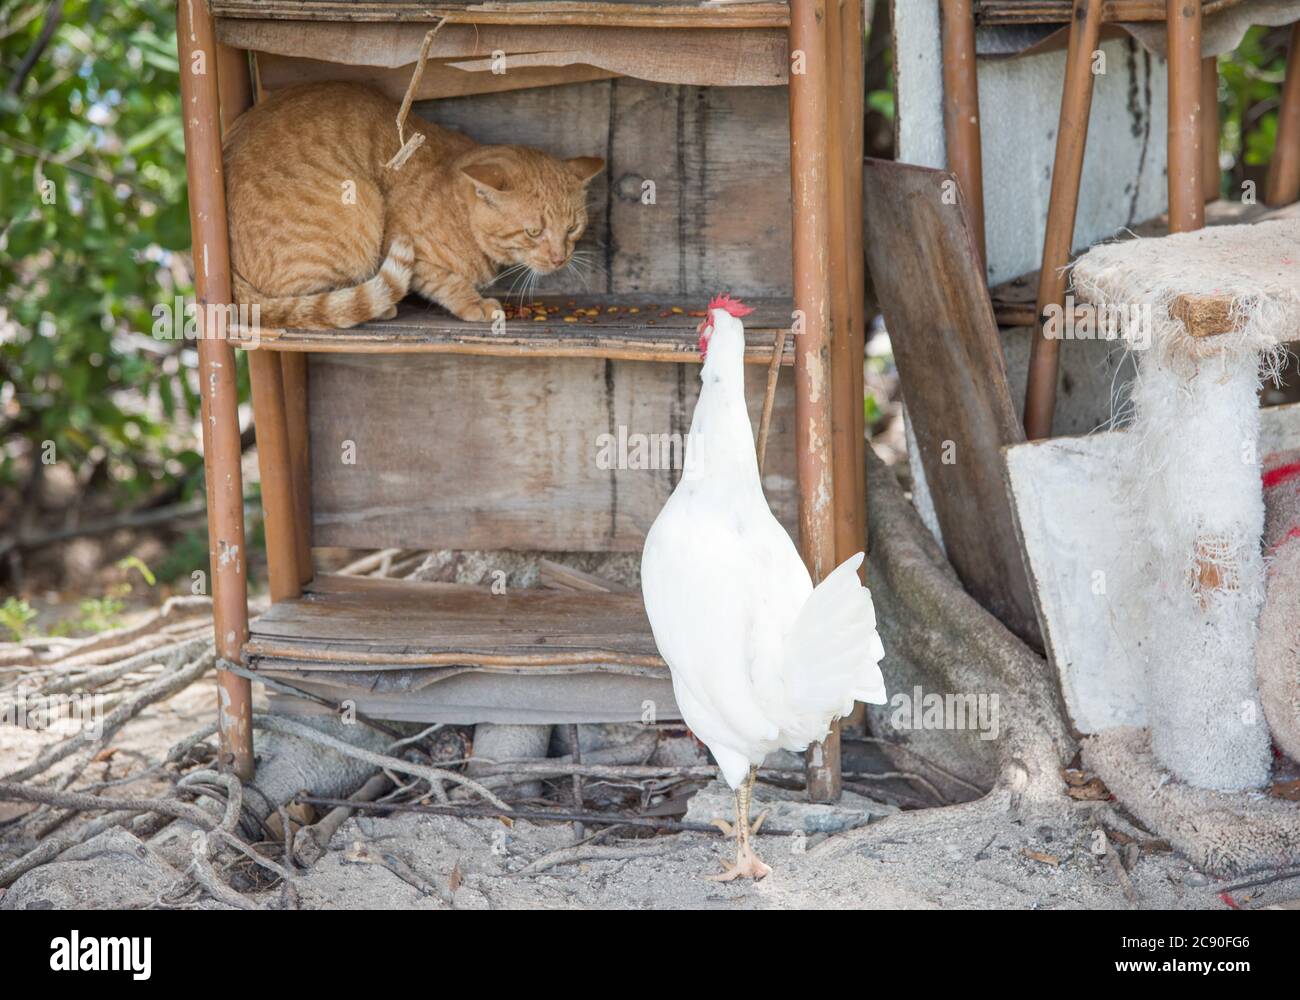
[233,237,414,330]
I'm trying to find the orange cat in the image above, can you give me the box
[223,82,604,327]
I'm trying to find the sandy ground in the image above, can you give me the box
[3,655,1294,911]
[242,802,1291,910]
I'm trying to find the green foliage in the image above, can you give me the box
[48,594,125,637]
[153,526,209,588]
[863,392,882,428]
[865,20,894,124]
[73,595,125,633]
[1,0,211,504]
[116,554,156,586]
[0,596,38,640]
[1217,27,1290,191]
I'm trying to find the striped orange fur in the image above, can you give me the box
[223,82,604,328]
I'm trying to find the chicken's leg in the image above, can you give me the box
[709,766,772,881]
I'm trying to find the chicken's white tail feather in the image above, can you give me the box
[777,552,887,747]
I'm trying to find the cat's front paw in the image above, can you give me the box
[456,298,503,323]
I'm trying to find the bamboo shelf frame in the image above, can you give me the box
[178,0,864,800]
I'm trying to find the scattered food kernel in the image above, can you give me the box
[670,306,684,314]
[533,314,547,322]
[688,310,706,318]
[628,307,640,314]
[564,316,578,323]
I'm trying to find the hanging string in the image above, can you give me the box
[385,19,448,172]
[756,327,787,475]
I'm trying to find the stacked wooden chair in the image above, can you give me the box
[178,0,871,799]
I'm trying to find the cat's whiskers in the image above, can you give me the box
[491,261,528,285]
[490,262,529,288]
[504,263,536,304]
[566,249,607,292]
[520,267,541,307]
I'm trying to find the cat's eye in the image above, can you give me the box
[567,223,581,235]
[526,226,542,238]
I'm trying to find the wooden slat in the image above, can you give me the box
[245,574,665,669]
[975,0,1244,25]
[862,158,1042,648]
[227,21,787,88]
[606,82,793,295]
[307,350,798,552]
[211,1,791,27]
[256,52,619,102]
[238,294,796,362]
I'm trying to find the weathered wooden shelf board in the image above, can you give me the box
[210,1,791,28]
[237,294,796,363]
[975,0,1244,26]
[244,574,667,671]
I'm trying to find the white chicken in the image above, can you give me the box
[641,294,887,880]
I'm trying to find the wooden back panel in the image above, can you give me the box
[246,67,799,553]
[411,79,793,297]
[862,158,1041,648]
[309,354,798,552]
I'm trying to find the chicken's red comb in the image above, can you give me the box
[707,293,755,318]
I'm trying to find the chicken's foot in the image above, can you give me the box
[708,766,771,881]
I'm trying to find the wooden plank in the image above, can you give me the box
[256,52,618,102]
[975,0,1244,25]
[239,294,796,362]
[539,558,624,591]
[307,351,798,552]
[226,21,786,87]
[211,2,792,28]
[607,81,792,296]
[245,574,665,668]
[264,672,679,724]
[861,158,1041,648]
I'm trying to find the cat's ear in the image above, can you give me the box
[565,156,605,185]
[461,162,510,200]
